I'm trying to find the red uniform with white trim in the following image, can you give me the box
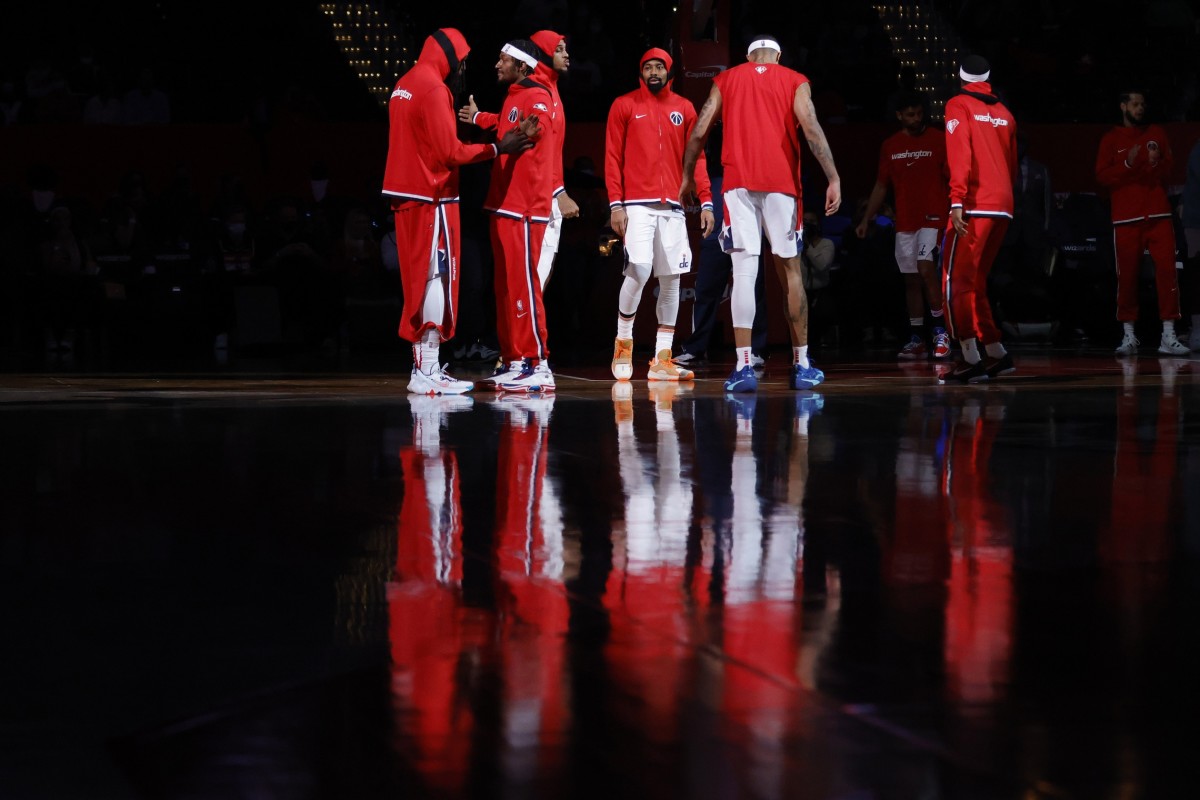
[605,51,713,213]
[382,29,498,342]
[1095,123,1179,321]
[712,62,807,197]
[484,77,555,362]
[940,82,1017,344]
[874,126,948,233]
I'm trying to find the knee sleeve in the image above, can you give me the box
[656,275,680,326]
[618,262,652,316]
[730,252,759,328]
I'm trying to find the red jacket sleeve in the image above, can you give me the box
[428,88,496,168]
[945,99,973,209]
[1095,129,1137,188]
[605,97,630,209]
[473,110,499,131]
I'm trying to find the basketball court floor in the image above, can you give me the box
[2,346,1198,798]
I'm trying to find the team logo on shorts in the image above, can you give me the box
[946,118,960,134]
[669,111,684,126]
[508,107,519,123]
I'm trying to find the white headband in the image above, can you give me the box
[502,44,538,70]
[959,66,990,83]
[747,39,781,56]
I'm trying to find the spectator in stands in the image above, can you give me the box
[1182,137,1200,345]
[122,67,170,125]
[36,204,101,354]
[0,77,30,125]
[993,129,1056,336]
[83,70,122,125]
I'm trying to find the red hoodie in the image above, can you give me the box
[1095,123,1174,224]
[382,29,497,204]
[943,82,1017,217]
[605,48,712,212]
[531,30,567,198]
[483,76,554,220]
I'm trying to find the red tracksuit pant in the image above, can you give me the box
[491,215,549,363]
[393,200,460,342]
[942,215,1008,344]
[1113,217,1179,322]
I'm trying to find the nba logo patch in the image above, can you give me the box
[755,65,767,74]
[669,111,684,126]
[508,107,519,123]
[946,118,960,134]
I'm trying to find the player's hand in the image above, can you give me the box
[1147,140,1161,166]
[609,207,628,238]
[951,207,968,236]
[558,192,580,219]
[1125,143,1141,167]
[497,127,532,154]
[824,181,842,217]
[854,220,868,238]
[679,177,696,207]
[458,94,478,123]
[517,113,541,139]
[700,208,715,238]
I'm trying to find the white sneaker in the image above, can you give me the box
[499,360,556,393]
[1158,332,1191,355]
[407,364,474,395]
[1114,333,1140,356]
[750,353,766,368]
[483,360,524,385]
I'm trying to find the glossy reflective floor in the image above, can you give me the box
[2,347,1199,799]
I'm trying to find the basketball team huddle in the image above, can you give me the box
[385,29,1180,395]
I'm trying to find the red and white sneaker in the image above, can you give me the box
[407,365,474,395]
[932,332,952,359]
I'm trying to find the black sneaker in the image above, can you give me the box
[984,352,1016,378]
[937,358,988,384]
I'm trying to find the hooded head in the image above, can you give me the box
[530,30,567,83]
[418,28,470,89]
[640,47,673,95]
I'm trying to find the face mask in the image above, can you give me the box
[33,190,56,213]
[311,179,328,203]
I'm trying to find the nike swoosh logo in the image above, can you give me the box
[516,312,528,319]
[1117,148,1128,153]
[635,114,647,119]
[906,161,917,167]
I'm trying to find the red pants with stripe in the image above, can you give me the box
[393,200,460,342]
[942,215,1008,344]
[491,215,550,362]
[1114,217,1179,322]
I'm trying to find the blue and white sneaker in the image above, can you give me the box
[498,359,556,393]
[724,364,758,393]
[789,362,825,389]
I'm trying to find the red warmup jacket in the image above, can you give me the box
[1095,123,1174,224]
[531,30,567,198]
[605,48,713,212]
[943,82,1017,218]
[483,77,554,220]
[382,29,497,204]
